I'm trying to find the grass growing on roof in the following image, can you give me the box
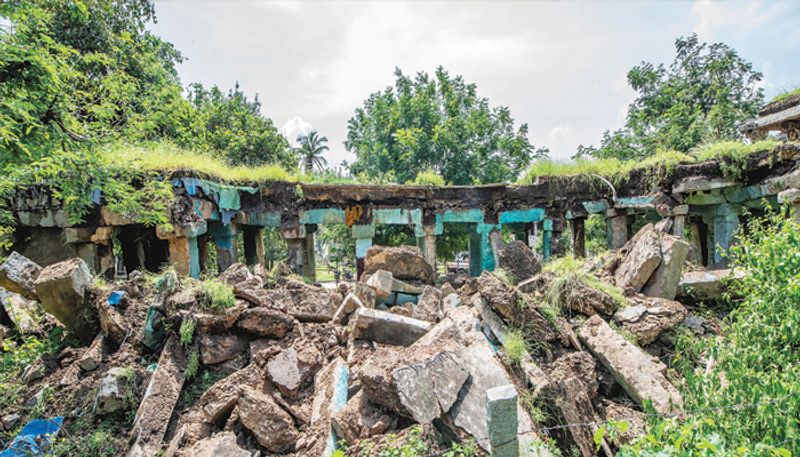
[100,142,296,184]
[770,86,800,103]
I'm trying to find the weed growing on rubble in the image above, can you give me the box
[184,348,200,381]
[179,318,196,346]
[492,268,516,286]
[542,255,626,313]
[339,425,477,456]
[503,330,527,367]
[199,279,235,311]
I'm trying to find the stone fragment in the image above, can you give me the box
[578,315,682,414]
[96,301,129,345]
[603,402,645,447]
[219,262,253,285]
[238,387,299,453]
[0,288,42,333]
[615,230,662,292]
[198,364,265,423]
[352,282,377,308]
[1,414,20,431]
[642,235,690,300]
[486,385,518,457]
[94,367,132,415]
[33,258,97,341]
[285,279,337,322]
[266,344,322,397]
[360,349,468,423]
[0,252,42,299]
[183,432,254,457]
[22,361,46,383]
[78,334,105,372]
[363,245,434,283]
[477,272,517,321]
[332,391,396,444]
[613,297,688,345]
[351,307,431,346]
[498,240,541,283]
[198,333,248,365]
[677,268,745,301]
[412,285,442,322]
[366,270,394,299]
[235,307,293,338]
[442,293,462,312]
[332,293,363,324]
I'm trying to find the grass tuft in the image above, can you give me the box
[770,86,800,103]
[199,279,235,311]
[503,330,527,367]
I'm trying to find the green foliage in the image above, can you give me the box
[1,329,63,410]
[318,224,355,272]
[179,368,225,407]
[492,268,516,286]
[184,347,200,380]
[543,255,626,312]
[579,34,764,161]
[503,330,527,367]
[410,169,446,186]
[342,425,477,457]
[621,209,800,456]
[48,428,119,457]
[347,67,540,185]
[198,278,235,311]
[179,318,195,346]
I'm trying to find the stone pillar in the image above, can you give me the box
[90,226,115,277]
[486,384,519,457]
[712,204,740,267]
[468,231,482,277]
[489,229,504,268]
[157,222,207,278]
[571,217,586,258]
[550,218,566,256]
[542,219,553,260]
[672,205,688,239]
[352,224,374,280]
[242,226,265,267]
[607,208,629,249]
[283,225,308,278]
[418,225,437,272]
[304,225,317,283]
[208,223,239,274]
[527,222,538,249]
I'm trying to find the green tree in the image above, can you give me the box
[346,67,540,185]
[580,34,764,161]
[295,130,329,174]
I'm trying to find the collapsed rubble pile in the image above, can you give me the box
[0,229,733,456]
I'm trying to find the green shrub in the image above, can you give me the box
[184,348,200,381]
[49,428,120,457]
[199,279,235,311]
[503,330,527,367]
[179,318,196,346]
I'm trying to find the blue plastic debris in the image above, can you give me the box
[147,363,158,372]
[0,417,64,456]
[107,290,125,306]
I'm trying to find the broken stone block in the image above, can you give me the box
[78,334,105,372]
[332,390,397,444]
[199,364,265,423]
[412,285,442,322]
[0,252,42,299]
[0,288,42,333]
[198,333,248,365]
[238,386,299,453]
[615,230,662,292]
[366,269,394,299]
[332,293,364,324]
[309,357,349,456]
[94,367,132,415]
[351,307,431,346]
[235,307,293,338]
[677,268,744,301]
[360,348,468,424]
[266,344,322,398]
[33,258,97,341]
[129,336,187,455]
[183,432,254,457]
[603,401,645,447]
[22,361,46,384]
[363,245,434,283]
[578,315,682,414]
[353,282,377,308]
[498,240,541,283]
[477,272,517,321]
[1,413,20,431]
[613,297,688,345]
[642,235,690,300]
[96,301,129,346]
[285,279,337,322]
[486,385,518,457]
[219,262,254,285]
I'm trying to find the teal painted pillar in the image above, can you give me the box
[352,224,374,279]
[542,219,553,261]
[208,222,239,274]
[158,221,207,279]
[481,231,495,272]
[282,225,307,277]
[468,231,482,276]
[712,204,740,266]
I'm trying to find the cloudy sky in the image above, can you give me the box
[151,0,800,165]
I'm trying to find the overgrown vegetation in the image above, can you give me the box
[620,209,800,456]
[338,425,477,457]
[198,278,235,311]
[771,86,800,103]
[503,330,527,367]
[542,255,626,313]
[0,329,64,410]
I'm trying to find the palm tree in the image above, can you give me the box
[296,131,329,174]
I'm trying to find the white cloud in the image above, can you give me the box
[280,116,314,146]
